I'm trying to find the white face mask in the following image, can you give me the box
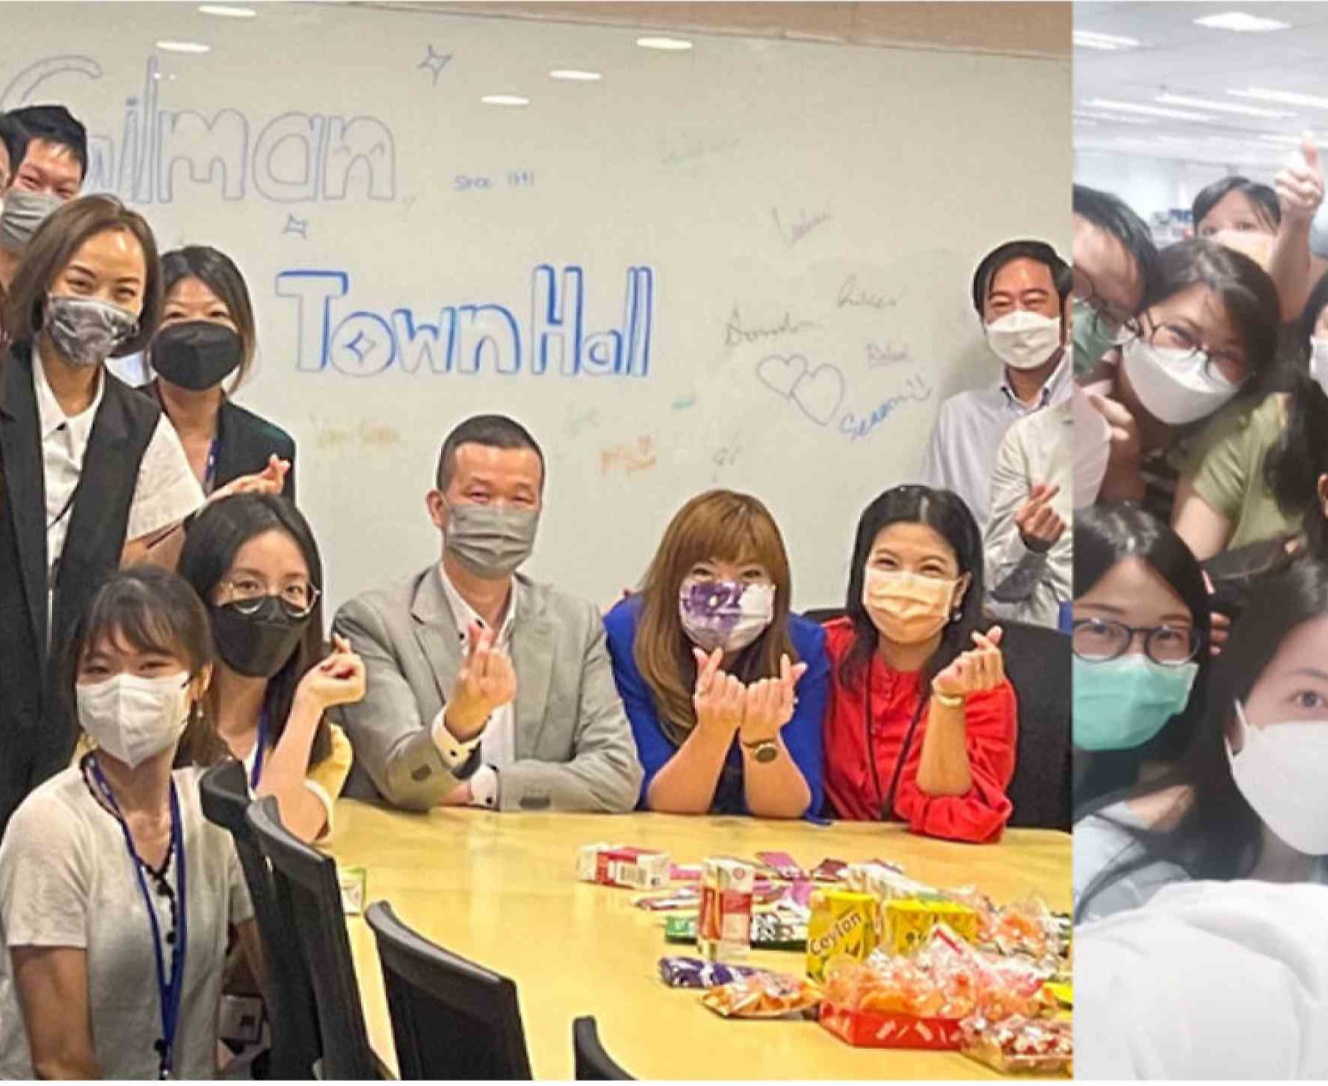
[985,309,1063,371]
[1227,701,1328,856]
[1310,336,1328,397]
[678,580,776,654]
[77,671,192,769]
[1121,336,1241,426]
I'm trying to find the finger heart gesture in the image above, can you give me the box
[931,626,1006,701]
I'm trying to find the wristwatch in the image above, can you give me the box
[742,738,780,764]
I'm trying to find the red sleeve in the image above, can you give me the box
[892,680,1017,844]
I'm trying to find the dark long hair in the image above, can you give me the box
[1143,239,1282,405]
[1191,176,1281,235]
[154,245,257,392]
[1265,272,1328,556]
[178,493,331,767]
[1077,557,1328,921]
[64,566,227,768]
[1072,504,1212,817]
[839,484,985,691]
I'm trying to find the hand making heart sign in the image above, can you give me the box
[690,646,808,744]
[444,623,517,740]
[931,626,1006,703]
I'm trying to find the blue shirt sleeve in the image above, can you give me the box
[603,598,673,809]
[784,616,829,818]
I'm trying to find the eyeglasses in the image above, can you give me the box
[1120,313,1249,387]
[1072,267,1135,348]
[1072,618,1200,667]
[217,576,320,620]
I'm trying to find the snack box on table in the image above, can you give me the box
[882,899,979,956]
[819,1003,965,1050]
[576,844,671,890]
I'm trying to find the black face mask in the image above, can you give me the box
[153,321,243,391]
[210,596,311,679]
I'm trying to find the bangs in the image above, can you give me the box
[672,499,788,581]
[77,577,207,669]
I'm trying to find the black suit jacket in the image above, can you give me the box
[146,382,297,501]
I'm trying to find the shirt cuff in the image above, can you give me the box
[467,765,499,810]
[430,708,485,769]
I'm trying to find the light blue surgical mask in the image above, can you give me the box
[1073,654,1199,752]
[1072,297,1118,377]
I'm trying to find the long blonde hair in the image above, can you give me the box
[634,490,798,743]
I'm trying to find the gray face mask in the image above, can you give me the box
[443,498,539,578]
[44,295,140,368]
[0,189,64,254]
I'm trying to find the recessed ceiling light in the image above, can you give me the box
[549,69,602,82]
[1074,118,1100,127]
[1155,93,1295,118]
[1258,132,1306,145]
[1073,110,1157,127]
[1231,87,1328,109]
[636,36,693,52]
[1073,30,1142,50]
[156,40,211,53]
[197,4,255,16]
[1194,11,1291,32]
[481,95,530,107]
[1082,98,1214,121]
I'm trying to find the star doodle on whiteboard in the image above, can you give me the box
[418,45,453,85]
[283,214,310,239]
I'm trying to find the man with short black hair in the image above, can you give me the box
[918,239,1072,524]
[1072,184,1157,376]
[332,413,643,813]
[0,104,88,291]
[0,113,28,193]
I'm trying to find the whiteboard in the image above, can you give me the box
[1,3,1070,612]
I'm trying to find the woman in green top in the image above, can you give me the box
[1173,272,1328,561]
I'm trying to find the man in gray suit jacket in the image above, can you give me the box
[331,414,642,813]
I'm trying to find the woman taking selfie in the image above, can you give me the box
[822,484,1015,842]
[605,490,827,819]
[0,567,260,1078]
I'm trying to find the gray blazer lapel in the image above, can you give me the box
[410,566,464,708]
[511,578,555,759]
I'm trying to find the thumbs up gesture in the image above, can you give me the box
[1275,131,1324,225]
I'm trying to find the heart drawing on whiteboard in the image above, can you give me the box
[756,353,846,426]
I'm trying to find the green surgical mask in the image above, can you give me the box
[1072,297,1118,378]
[1073,654,1198,752]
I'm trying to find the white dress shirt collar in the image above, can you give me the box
[33,344,104,445]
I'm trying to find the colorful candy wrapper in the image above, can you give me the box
[698,858,755,961]
[338,865,367,915]
[657,956,766,989]
[810,858,850,882]
[634,887,702,911]
[960,1014,1073,1075]
[757,850,807,882]
[701,972,821,1019]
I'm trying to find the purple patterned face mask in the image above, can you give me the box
[678,580,776,654]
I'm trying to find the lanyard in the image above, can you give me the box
[89,758,188,1080]
[202,440,218,497]
[862,667,927,820]
[248,709,269,791]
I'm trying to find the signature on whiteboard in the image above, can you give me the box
[771,207,833,248]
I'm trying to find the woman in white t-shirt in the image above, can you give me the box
[1076,557,1328,924]
[0,566,261,1079]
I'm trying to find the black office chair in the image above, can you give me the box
[573,1016,632,1080]
[1000,619,1072,831]
[365,900,533,1080]
[247,796,380,1080]
[200,762,321,1079]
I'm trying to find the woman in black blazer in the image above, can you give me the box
[148,245,296,500]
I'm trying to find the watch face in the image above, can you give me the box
[753,742,779,763]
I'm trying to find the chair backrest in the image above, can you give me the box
[246,796,378,1080]
[572,1016,632,1080]
[1000,620,1072,831]
[365,900,533,1081]
[199,761,321,1080]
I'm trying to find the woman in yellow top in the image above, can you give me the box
[179,492,363,841]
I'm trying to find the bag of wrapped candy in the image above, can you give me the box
[960,1014,1073,1075]
[700,971,821,1020]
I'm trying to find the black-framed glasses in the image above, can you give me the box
[1072,618,1200,667]
[217,577,321,620]
[1071,266,1133,346]
[1119,312,1249,387]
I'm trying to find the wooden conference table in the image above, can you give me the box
[324,801,1071,1080]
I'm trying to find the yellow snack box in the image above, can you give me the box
[883,899,979,956]
[806,889,879,982]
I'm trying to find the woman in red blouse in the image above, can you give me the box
[823,484,1017,843]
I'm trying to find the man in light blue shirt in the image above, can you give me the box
[918,240,1072,524]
